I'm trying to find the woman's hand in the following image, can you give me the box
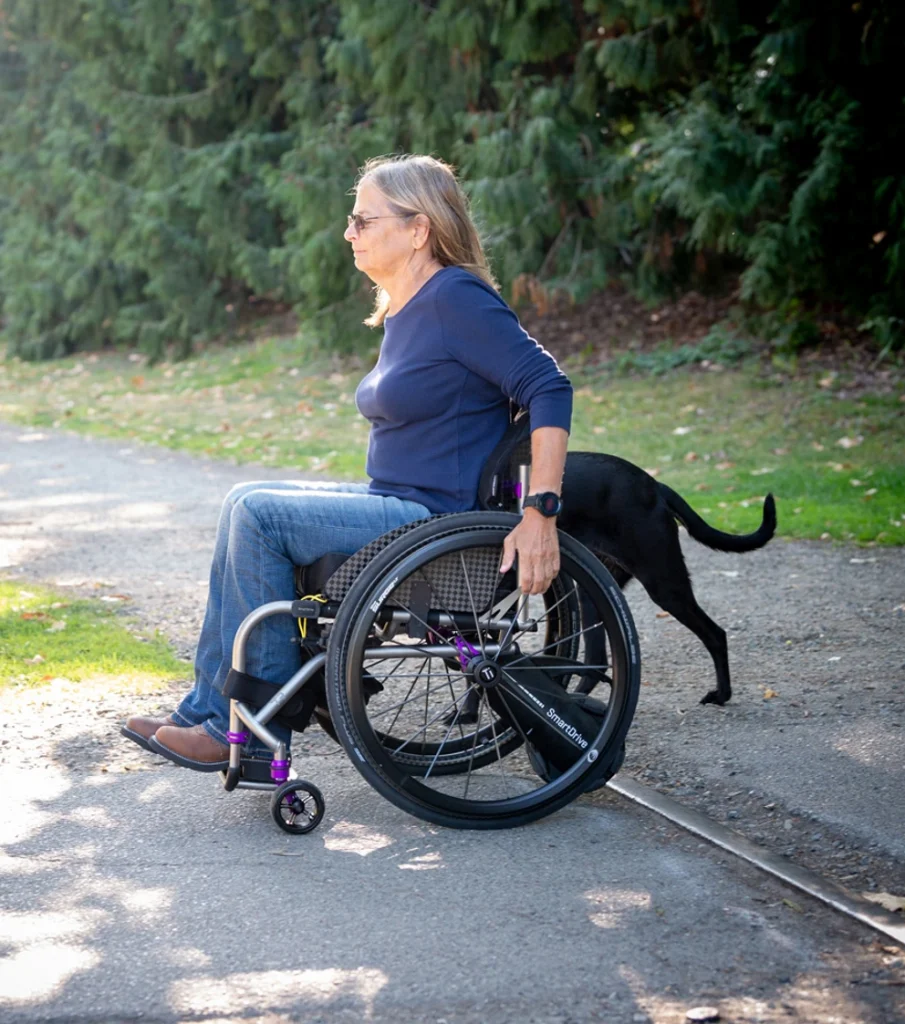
[500,510,560,595]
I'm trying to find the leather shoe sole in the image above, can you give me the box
[149,725,229,773]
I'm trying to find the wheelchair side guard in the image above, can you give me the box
[223,667,319,733]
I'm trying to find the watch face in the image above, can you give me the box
[541,493,560,515]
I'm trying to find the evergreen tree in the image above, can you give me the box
[1,0,902,361]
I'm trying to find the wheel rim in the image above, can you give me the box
[339,527,634,821]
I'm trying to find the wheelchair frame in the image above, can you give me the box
[218,413,641,833]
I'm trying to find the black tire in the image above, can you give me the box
[270,780,325,834]
[325,512,640,830]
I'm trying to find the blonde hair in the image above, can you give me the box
[354,154,498,327]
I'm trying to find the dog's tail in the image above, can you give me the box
[659,485,777,553]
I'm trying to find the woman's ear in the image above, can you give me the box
[412,213,432,251]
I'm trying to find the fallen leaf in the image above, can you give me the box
[656,611,671,619]
[750,467,775,476]
[20,612,49,621]
[672,426,692,435]
[836,436,863,449]
[45,620,67,632]
[771,447,789,456]
[811,441,826,450]
[715,461,734,471]
[818,376,835,389]
[24,654,45,664]
[130,375,145,388]
[862,892,905,913]
[865,488,877,496]
[850,479,863,487]
[680,403,696,414]
[643,467,661,478]
[694,483,709,491]
[782,898,804,913]
[763,687,779,699]
[592,426,605,435]
[684,451,699,462]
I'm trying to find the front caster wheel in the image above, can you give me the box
[270,780,325,835]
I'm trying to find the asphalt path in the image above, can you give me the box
[1,423,903,1024]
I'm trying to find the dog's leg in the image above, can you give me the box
[635,570,731,705]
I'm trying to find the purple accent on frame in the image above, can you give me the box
[270,759,290,783]
[514,481,523,499]
[226,730,249,745]
[453,635,480,671]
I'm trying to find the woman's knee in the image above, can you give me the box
[224,481,264,511]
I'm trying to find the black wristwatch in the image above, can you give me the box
[522,491,562,518]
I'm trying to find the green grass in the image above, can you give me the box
[0,578,189,690]
[1,331,903,545]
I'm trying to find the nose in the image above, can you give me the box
[344,221,358,242]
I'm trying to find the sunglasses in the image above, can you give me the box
[346,212,415,233]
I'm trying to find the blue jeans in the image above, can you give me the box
[172,480,431,756]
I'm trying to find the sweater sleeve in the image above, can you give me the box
[435,273,573,433]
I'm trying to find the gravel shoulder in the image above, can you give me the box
[2,422,904,1023]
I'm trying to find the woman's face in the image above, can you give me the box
[344,179,426,281]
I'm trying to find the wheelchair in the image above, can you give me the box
[218,413,641,833]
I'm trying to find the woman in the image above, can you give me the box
[122,154,572,772]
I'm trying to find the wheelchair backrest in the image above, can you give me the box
[476,407,531,514]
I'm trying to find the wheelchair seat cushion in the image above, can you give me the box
[294,553,351,598]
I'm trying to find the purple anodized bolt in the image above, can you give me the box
[270,758,290,783]
[453,635,480,671]
[226,730,249,745]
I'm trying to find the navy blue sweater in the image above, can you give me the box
[355,266,572,514]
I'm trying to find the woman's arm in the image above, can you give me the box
[499,426,568,594]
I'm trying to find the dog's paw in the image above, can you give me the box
[700,689,729,706]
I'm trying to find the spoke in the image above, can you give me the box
[381,671,422,735]
[496,590,530,657]
[423,656,430,738]
[423,701,464,779]
[504,619,605,669]
[502,584,577,655]
[364,657,436,687]
[502,663,611,672]
[363,670,468,680]
[458,550,486,657]
[487,695,513,796]
[442,662,468,742]
[462,692,486,800]
[493,686,537,749]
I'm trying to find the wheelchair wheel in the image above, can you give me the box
[325,512,640,830]
[270,780,325,835]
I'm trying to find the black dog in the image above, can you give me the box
[557,451,776,706]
